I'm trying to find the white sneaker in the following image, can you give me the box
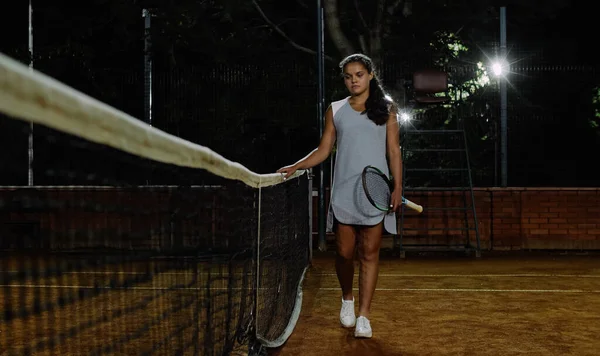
[339,297,356,328]
[354,316,372,338]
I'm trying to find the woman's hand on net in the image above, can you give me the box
[276,164,298,180]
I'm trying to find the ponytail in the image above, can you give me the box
[364,76,393,125]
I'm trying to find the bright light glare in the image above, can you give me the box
[400,113,411,123]
[491,58,510,77]
[492,62,503,76]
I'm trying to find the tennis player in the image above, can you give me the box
[277,53,402,338]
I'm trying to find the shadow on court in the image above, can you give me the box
[270,249,600,356]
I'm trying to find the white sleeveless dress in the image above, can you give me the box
[326,97,397,234]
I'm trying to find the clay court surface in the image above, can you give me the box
[271,250,600,356]
[2,250,599,355]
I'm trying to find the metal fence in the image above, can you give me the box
[6,42,600,188]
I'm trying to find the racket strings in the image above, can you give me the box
[363,170,391,209]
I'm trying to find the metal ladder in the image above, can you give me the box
[394,127,481,258]
[393,68,481,258]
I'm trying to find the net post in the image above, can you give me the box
[28,0,34,186]
[143,8,153,128]
[316,0,327,252]
[308,168,314,262]
[499,6,508,187]
[253,184,263,353]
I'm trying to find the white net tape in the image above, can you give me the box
[0,52,304,188]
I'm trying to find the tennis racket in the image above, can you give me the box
[361,165,423,213]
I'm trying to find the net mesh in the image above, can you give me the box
[0,52,310,355]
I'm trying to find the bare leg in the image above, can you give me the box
[357,221,383,318]
[335,222,357,300]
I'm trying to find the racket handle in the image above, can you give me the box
[403,197,423,213]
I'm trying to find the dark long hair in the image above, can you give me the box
[339,54,395,126]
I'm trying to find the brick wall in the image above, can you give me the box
[313,188,600,250]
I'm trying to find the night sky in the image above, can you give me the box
[0,1,597,186]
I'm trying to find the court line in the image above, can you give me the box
[0,270,252,276]
[320,287,600,293]
[0,284,248,290]
[3,271,600,278]
[317,273,600,278]
[2,284,600,293]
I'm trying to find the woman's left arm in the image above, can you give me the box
[386,111,403,212]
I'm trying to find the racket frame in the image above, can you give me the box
[361,165,423,213]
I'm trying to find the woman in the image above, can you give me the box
[277,53,402,338]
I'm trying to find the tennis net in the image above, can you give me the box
[0,52,311,355]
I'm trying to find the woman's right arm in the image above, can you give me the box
[277,105,336,178]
